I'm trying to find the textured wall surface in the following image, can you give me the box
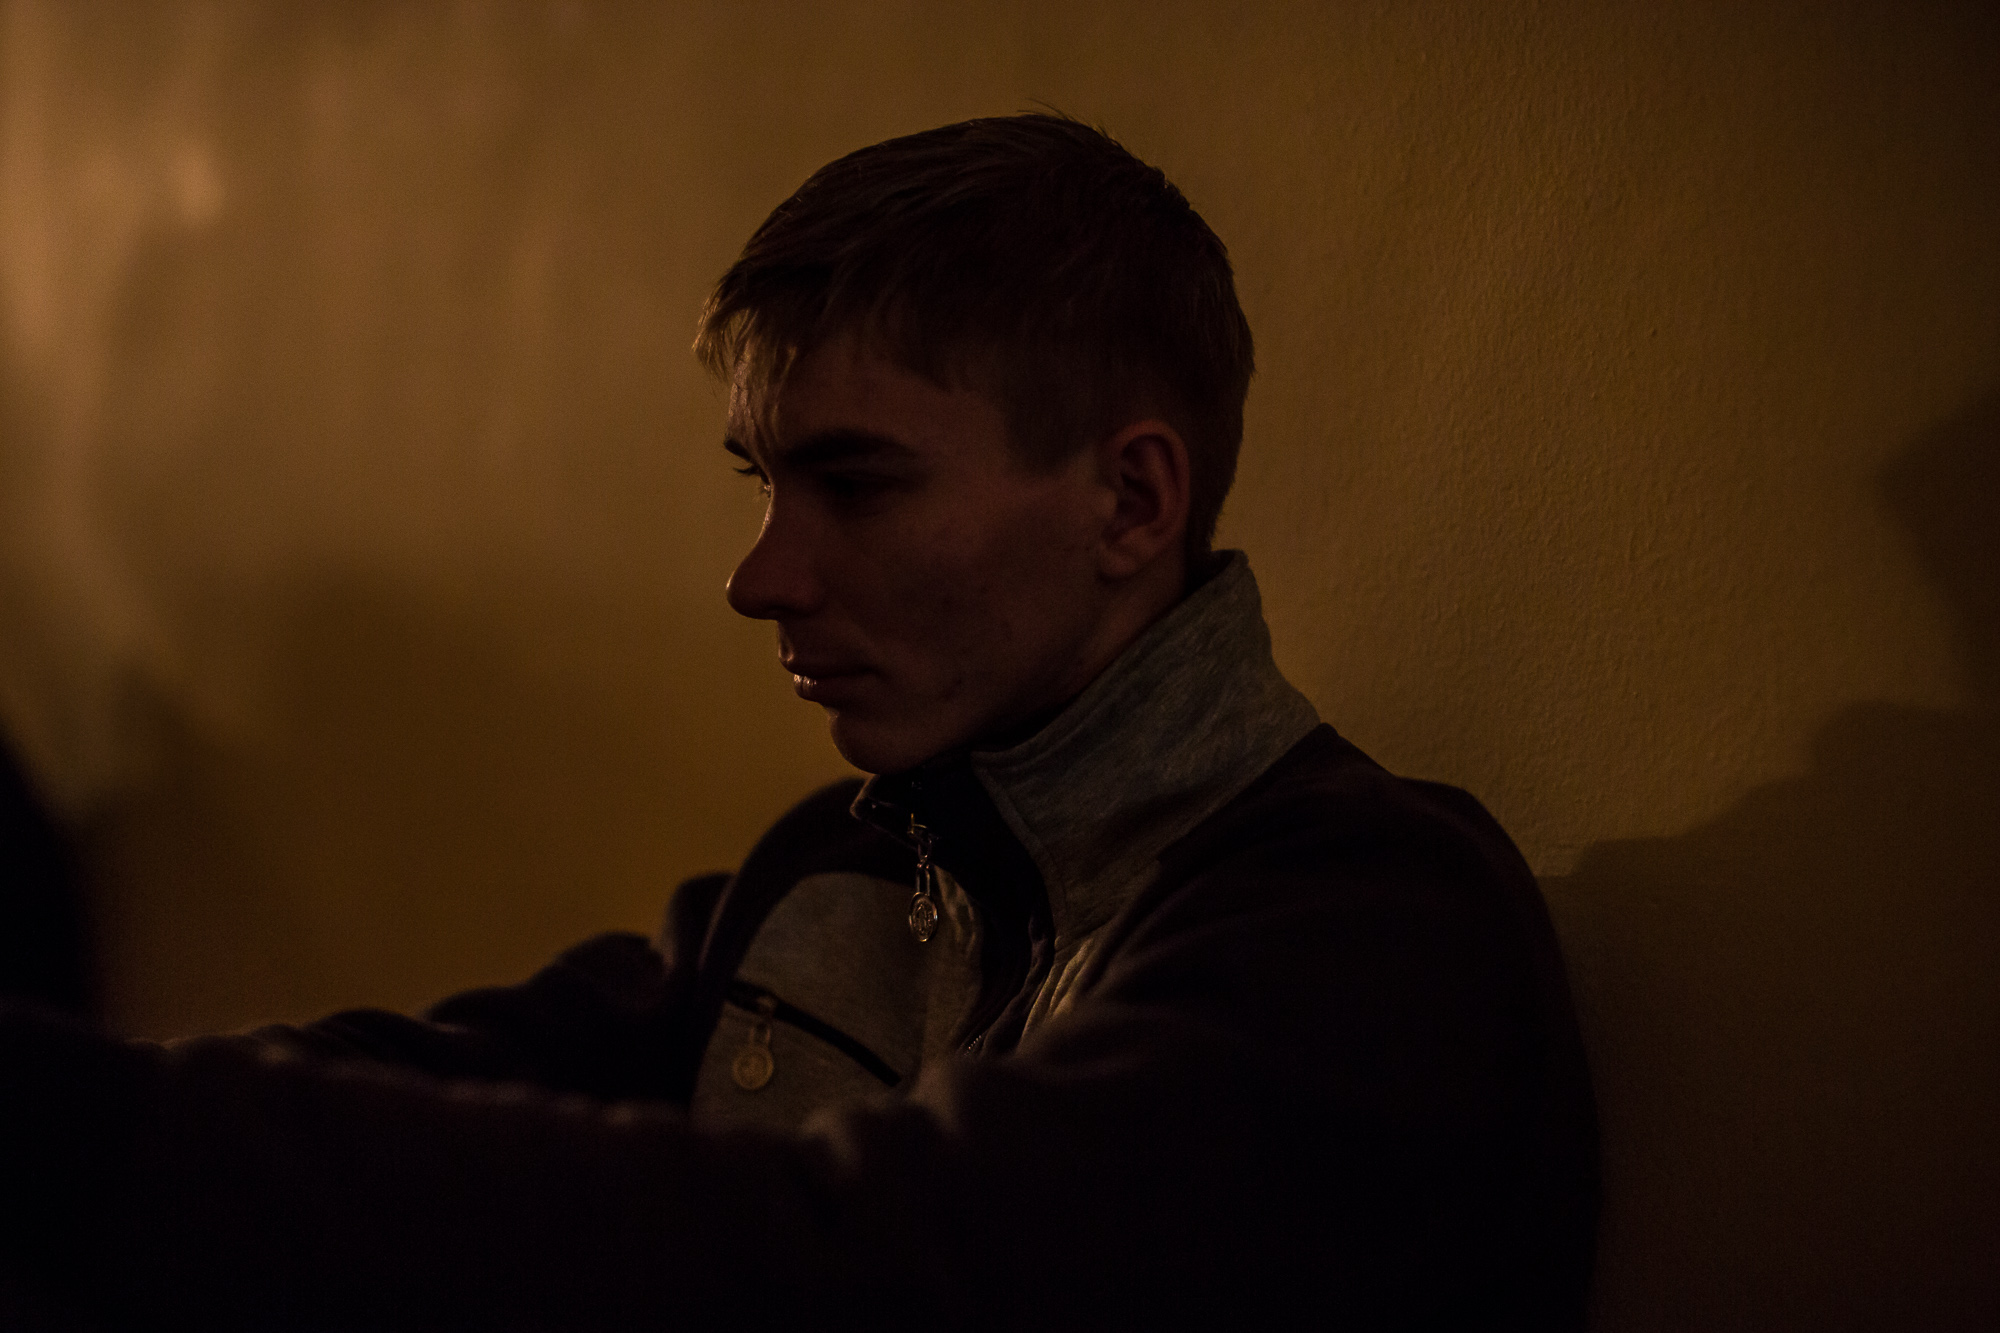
[1,2,1994,1327]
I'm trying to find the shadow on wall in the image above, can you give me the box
[1546,390,2000,1331]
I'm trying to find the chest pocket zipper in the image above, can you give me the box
[723,978,904,1091]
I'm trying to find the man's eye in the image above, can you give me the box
[817,472,895,502]
[733,463,771,493]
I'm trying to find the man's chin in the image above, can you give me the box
[825,711,951,776]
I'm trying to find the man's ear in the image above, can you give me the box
[1094,418,1191,582]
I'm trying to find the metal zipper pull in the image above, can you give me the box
[908,814,940,944]
[731,993,777,1090]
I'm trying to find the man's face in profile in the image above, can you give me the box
[725,331,1114,775]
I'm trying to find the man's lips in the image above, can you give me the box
[783,657,868,680]
[782,660,873,703]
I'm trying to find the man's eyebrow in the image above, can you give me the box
[750,429,918,470]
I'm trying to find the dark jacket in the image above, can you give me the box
[0,556,1597,1330]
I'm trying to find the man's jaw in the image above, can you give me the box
[777,635,996,772]
[781,651,944,773]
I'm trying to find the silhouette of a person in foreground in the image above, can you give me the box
[0,738,91,1019]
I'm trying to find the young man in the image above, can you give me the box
[1,116,1596,1329]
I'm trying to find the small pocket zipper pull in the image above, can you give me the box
[731,993,777,1091]
[908,815,939,944]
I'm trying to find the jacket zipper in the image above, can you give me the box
[722,978,903,1089]
[853,792,1026,1056]
[907,815,940,943]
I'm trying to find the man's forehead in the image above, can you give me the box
[725,373,823,465]
[724,331,1004,463]
[723,372,776,456]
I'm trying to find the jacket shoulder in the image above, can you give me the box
[1168,723,1530,882]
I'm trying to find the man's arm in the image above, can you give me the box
[170,872,730,1103]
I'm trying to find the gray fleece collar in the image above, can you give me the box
[966,551,1320,941]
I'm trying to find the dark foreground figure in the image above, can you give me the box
[0,116,1596,1330]
[0,737,91,1018]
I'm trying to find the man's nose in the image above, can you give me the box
[725,505,823,621]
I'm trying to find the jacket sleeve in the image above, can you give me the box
[175,872,731,1102]
[0,791,1587,1331]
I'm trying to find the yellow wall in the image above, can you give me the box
[1,2,1993,1327]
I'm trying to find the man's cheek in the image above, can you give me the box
[878,567,977,660]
